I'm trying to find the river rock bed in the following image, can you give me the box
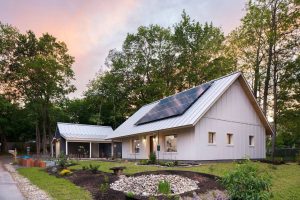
[110,174,199,196]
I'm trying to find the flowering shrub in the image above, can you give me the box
[59,169,72,176]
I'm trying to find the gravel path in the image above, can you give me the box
[4,164,52,200]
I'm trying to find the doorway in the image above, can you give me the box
[149,136,154,154]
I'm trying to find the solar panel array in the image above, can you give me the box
[135,82,213,125]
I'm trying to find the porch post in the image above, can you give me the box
[111,141,114,159]
[66,140,68,155]
[89,142,92,158]
[51,142,53,157]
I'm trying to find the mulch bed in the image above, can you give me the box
[50,169,225,200]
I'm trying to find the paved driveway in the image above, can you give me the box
[0,156,24,200]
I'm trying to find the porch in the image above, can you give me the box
[53,139,122,159]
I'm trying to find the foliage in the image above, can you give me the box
[221,160,272,200]
[85,11,234,128]
[149,152,157,164]
[126,191,135,198]
[158,180,171,195]
[99,183,109,194]
[160,161,176,167]
[103,175,109,183]
[82,166,88,170]
[139,159,150,165]
[89,164,100,174]
[57,153,68,168]
[59,169,72,176]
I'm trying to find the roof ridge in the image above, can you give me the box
[137,71,241,109]
[57,122,112,128]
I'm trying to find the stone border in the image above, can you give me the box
[4,164,52,200]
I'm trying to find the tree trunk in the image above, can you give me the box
[253,32,262,99]
[42,108,47,155]
[263,0,277,116]
[35,122,41,155]
[0,126,8,152]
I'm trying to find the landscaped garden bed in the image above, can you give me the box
[48,165,227,200]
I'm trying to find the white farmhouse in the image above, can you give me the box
[107,72,273,161]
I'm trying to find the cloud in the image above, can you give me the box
[0,0,245,98]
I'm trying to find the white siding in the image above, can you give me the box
[121,127,196,160]
[195,81,266,160]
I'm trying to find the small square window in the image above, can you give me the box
[208,132,216,144]
[227,133,233,145]
[249,136,254,146]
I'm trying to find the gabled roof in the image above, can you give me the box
[57,122,113,142]
[107,72,273,139]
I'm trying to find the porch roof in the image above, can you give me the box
[57,122,113,142]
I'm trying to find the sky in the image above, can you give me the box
[0,0,246,98]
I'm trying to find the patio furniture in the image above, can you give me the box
[109,166,126,176]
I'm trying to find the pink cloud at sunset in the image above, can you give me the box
[0,0,246,98]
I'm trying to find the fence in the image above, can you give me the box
[267,148,300,162]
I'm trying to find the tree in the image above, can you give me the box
[173,11,234,89]
[15,32,75,154]
[86,11,234,128]
[226,0,300,153]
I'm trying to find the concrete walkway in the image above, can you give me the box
[0,156,24,200]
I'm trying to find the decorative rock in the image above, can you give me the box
[110,174,198,196]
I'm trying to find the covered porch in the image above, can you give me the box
[66,141,112,158]
[52,122,121,159]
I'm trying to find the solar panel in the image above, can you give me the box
[135,81,213,125]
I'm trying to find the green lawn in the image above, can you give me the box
[18,167,91,200]
[18,161,300,200]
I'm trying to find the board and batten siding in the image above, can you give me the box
[121,127,196,160]
[195,80,266,160]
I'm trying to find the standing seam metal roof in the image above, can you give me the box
[107,72,243,139]
[57,122,113,141]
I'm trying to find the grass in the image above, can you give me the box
[18,167,91,200]
[18,161,300,200]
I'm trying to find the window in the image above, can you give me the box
[208,132,216,144]
[132,139,141,153]
[227,133,233,145]
[249,135,254,146]
[165,135,177,152]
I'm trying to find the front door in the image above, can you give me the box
[149,136,154,154]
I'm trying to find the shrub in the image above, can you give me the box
[89,164,100,174]
[164,162,175,167]
[126,191,135,198]
[57,153,68,168]
[82,166,88,170]
[221,160,271,200]
[59,169,72,176]
[174,160,178,166]
[139,159,149,165]
[99,183,109,194]
[103,175,109,183]
[158,180,171,195]
[149,152,157,164]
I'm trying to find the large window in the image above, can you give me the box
[132,139,141,153]
[227,133,233,145]
[165,135,177,152]
[249,135,254,146]
[208,132,216,144]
